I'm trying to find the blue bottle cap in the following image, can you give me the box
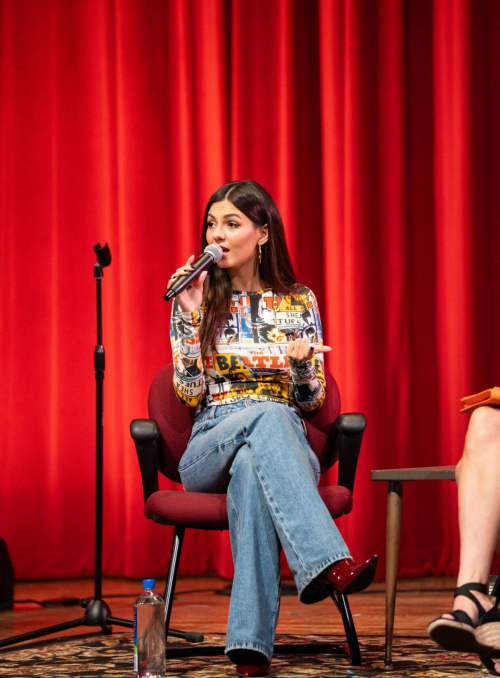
[142,579,155,589]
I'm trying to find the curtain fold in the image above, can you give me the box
[1,0,499,581]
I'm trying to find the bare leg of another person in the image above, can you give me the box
[445,407,500,624]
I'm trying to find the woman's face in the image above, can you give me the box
[206,199,268,271]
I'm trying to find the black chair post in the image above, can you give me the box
[164,525,185,641]
[332,590,362,665]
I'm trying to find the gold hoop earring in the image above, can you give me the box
[258,243,262,264]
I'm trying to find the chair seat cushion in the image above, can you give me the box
[146,490,229,529]
[145,485,353,528]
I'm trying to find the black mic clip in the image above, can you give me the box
[94,243,112,279]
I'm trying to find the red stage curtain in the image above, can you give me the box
[1,0,499,581]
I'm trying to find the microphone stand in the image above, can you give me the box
[0,243,198,647]
[0,244,132,647]
[0,243,196,650]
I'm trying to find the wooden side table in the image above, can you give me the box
[371,466,456,668]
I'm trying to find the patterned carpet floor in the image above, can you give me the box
[0,632,491,677]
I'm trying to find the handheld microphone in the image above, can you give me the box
[164,244,223,301]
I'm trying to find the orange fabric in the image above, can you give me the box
[1,0,500,581]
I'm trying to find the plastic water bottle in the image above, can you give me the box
[134,579,166,678]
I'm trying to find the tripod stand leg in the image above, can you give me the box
[104,617,201,643]
[89,603,200,641]
[168,628,204,643]
[107,616,133,628]
[0,618,84,648]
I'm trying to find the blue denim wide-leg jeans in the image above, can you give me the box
[178,400,351,662]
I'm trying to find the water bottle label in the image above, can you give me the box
[133,606,138,671]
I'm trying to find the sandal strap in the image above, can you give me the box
[480,601,500,625]
[454,582,488,596]
[446,609,475,627]
[454,582,488,620]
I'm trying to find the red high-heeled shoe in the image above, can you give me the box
[229,649,270,676]
[236,663,270,676]
[323,555,378,595]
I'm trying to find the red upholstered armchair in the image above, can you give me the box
[130,363,367,664]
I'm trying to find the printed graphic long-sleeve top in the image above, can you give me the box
[170,285,326,415]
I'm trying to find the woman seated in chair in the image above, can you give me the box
[428,405,500,671]
[168,180,377,677]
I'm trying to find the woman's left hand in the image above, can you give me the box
[285,338,332,363]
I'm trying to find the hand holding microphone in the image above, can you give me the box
[164,244,223,312]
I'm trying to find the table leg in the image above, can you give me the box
[384,480,403,669]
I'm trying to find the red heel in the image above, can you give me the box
[323,555,378,595]
[229,649,270,676]
[236,663,270,676]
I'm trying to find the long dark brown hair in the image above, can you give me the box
[200,180,297,357]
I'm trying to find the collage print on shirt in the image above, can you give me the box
[202,286,324,405]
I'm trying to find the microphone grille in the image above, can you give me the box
[204,244,224,263]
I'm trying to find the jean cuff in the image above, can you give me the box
[297,551,352,604]
[225,641,273,663]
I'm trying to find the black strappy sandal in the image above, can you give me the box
[427,582,493,654]
[475,594,500,657]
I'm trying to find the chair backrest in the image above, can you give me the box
[304,369,341,470]
[148,363,341,484]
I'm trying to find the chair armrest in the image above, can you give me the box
[332,413,366,494]
[130,418,160,503]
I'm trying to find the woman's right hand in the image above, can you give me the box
[167,255,208,313]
